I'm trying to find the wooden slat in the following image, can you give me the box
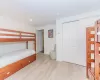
[0,34,20,37]
[88,59,95,63]
[0,33,35,37]
[21,32,35,35]
[0,28,36,42]
[0,38,35,42]
[34,40,36,51]
[88,34,95,38]
[88,50,95,53]
[21,35,35,37]
[88,41,95,44]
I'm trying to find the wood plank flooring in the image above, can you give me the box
[5,53,87,80]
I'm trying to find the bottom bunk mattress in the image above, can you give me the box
[0,49,35,68]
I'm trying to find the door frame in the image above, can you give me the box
[36,29,44,53]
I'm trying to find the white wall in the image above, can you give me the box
[0,16,35,32]
[36,24,56,54]
[0,16,35,56]
[56,10,100,66]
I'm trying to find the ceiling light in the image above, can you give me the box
[30,19,32,22]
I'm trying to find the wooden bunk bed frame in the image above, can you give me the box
[86,20,100,80]
[0,28,36,80]
[86,27,95,80]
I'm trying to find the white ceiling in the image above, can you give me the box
[0,0,100,26]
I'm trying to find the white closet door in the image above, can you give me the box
[62,21,85,66]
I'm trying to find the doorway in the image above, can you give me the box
[36,29,44,53]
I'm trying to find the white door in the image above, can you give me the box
[62,21,85,66]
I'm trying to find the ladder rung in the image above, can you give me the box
[88,41,94,44]
[88,34,94,38]
[88,59,95,63]
[88,50,94,53]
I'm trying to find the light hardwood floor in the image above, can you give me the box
[5,53,87,80]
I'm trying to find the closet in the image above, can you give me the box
[62,21,85,65]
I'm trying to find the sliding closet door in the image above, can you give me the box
[62,21,85,66]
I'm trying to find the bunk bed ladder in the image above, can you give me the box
[86,27,95,79]
[86,20,100,80]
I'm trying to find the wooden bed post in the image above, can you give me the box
[86,28,89,78]
[34,34,36,52]
[26,41,28,49]
[94,43,99,80]
[94,20,100,80]
[34,34,36,60]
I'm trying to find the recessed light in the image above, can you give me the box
[30,19,32,22]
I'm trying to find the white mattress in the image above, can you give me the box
[0,49,35,68]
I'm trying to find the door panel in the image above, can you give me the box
[62,21,85,66]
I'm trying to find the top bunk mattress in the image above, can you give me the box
[0,49,35,68]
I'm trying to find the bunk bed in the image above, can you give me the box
[0,28,36,80]
[86,20,100,80]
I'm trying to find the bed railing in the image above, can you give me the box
[0,28,36,42]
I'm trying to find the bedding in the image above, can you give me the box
[0,49,35,68]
